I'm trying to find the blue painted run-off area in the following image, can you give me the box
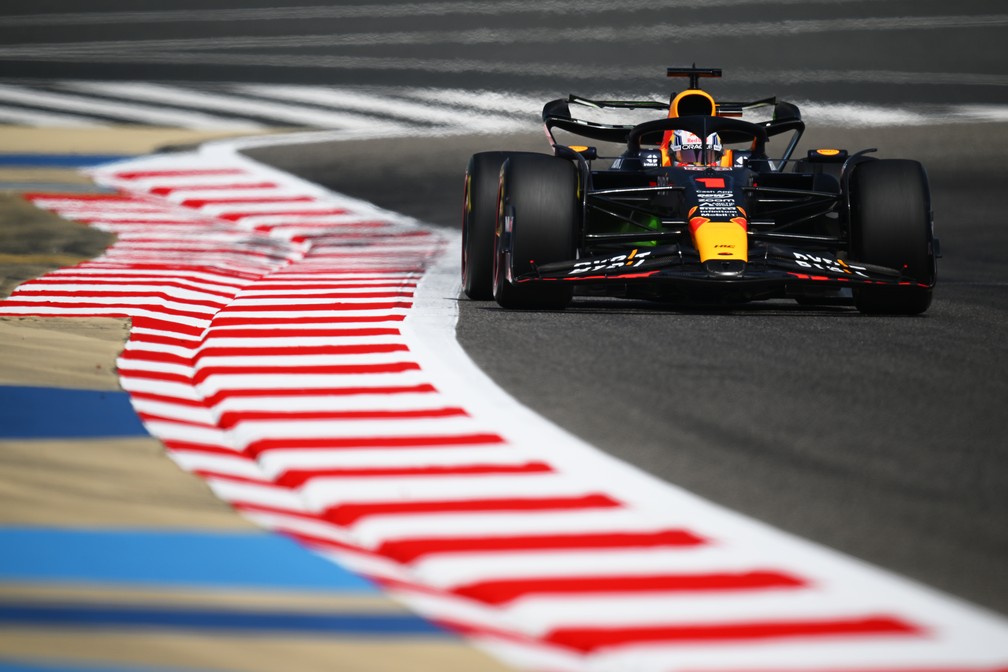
[0,386,147,438]
[0,528,377,592]
[0,528,445,636]
[0,154,131,168]
[0,604,445,636]
[0,658,219,672]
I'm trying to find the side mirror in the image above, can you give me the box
[773,101,801,122]
[568,145,598,160]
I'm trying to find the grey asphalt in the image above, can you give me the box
[5,0,1006,616]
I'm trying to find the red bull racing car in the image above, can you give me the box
[461,66,938,314]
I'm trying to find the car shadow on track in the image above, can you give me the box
[466,297,863,317]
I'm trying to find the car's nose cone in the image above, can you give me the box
[704,259,746,276]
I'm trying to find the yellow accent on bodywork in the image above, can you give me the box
[692,220,748,262]
[669,89,717,118]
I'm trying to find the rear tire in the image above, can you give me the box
[849,159,935,315]
[462,152,536,300]
[492,154,579,310]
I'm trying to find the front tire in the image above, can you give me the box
[492,154,579,310]
[462,152,535,300]
[848,159,935,315]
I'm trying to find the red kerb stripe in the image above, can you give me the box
[244,432,506,457]
[202,326,402,338]
[219,209,348,220]
[245,283,417,291]
[180,196,314,207]
[453,570,807,605]
[218,405,467,429]
[193,470,272,486]
[199,384,437,407]
[234,291,414,300]
[278,461,552,488]
[545,615,921,652]
[150,182,278,195]
[127,332,200,347]
[161,439,238,456]
[229,501,324,521]
[113,169,247,180]
[324,493,622,526]
[191,361,421,383]
[195,343,409,358]
[130,316,206,337]
[218,301,413,312]
[267,530,361,554]
[209,314,407,325]
[377,529,707,563]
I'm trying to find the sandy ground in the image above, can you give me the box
[0,126,274,531]
[0,193,114,300]
[0,133,250,528]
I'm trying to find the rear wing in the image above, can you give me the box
[542,66,806,164]
[542,95,799,146]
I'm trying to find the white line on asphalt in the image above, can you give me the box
[234,85,528,133]
[2,16,1005,58]
[0,0,885,26]
[0,104,104,127]
[58,81,404,131]
[0,83,265,130]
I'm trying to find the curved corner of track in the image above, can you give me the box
[3,132,1007,672]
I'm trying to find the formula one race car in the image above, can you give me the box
[461,66,938,314]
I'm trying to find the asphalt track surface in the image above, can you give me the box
[2,0,1006,620]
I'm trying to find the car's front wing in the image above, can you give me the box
[514,244,930,302]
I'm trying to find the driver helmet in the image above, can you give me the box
[671,129,723,165]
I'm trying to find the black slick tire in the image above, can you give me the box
[492,154,578,310]
[849,159,935,315]
[462,152,532,300]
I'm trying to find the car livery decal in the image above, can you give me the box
[569,249,652,275]
[792,252,870,277]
